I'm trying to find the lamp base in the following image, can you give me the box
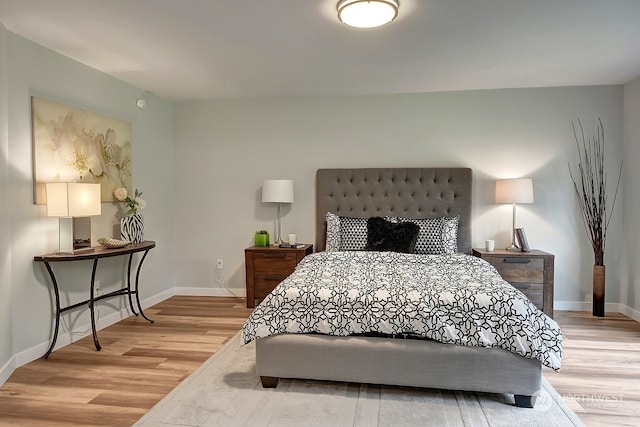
[506,244,521,252]
[272,238,285,246]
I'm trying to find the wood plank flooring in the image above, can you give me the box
[0,298,638,426]
[544,311,640,427]
[0,296,253,426]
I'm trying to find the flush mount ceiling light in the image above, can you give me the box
[337,0,399,28]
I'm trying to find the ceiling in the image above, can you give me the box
[1,0,640,102]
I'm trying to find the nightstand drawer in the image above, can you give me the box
[254,275,288,297]
[488,257,544,283]
[252,252,297,273]
[511,282,543,310]
[472,248,554,318]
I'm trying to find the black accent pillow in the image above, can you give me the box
[365,217,420,253]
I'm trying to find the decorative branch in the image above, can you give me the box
[568,118,622,266]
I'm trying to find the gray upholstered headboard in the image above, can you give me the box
[315,168,472,253]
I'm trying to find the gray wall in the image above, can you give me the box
[172,87,625,311]
[623,76,640,311]
[0,25,13,381]
[0,29,175,382]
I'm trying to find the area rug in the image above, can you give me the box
[135,333,583,427]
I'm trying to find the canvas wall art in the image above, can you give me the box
[31,96,132,204]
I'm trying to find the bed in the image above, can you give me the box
[242,168,562,407]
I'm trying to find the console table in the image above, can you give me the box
[34,240,156,358]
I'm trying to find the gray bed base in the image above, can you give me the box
[254,168,542,407]
[256,334,541,407]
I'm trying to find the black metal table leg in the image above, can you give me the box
[126,254,139,316]
[135,249,154,323]
[89,259,101,351]
[43,262,60,359]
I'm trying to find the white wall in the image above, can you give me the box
[0,24,14,384]
[172,87,625,310]
[622,76,640,311]
[1,31,175,380]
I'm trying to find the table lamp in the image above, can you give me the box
[495,178,534,251]
[261,179,294,246]
[46,182,102,254]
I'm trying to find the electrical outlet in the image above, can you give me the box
[216,259,224,270]
[95,280,101,291]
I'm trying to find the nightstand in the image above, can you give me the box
[472,248,554,318]
[244,244,313,308]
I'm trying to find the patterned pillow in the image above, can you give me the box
[365,217,419,253]
[325,212,341,251]
[326,213,459,254]
[442,216,459,255]
[338,216,369,250]
[395,216,459,255]
[324,212,369,251]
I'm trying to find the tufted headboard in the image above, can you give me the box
[315,168,472,253]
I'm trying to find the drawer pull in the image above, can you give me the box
[264,275,284,280]
[263,253,286,258]
[513,283,531,290]
[504,258,531,264]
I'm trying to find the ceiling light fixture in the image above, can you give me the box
[337,0,399,28]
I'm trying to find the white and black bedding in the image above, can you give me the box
[241,250,562,371]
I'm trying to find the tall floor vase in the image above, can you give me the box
[121,213,144,243]
[593,265,605,317]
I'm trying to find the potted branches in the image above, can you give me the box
[568,118,622,317]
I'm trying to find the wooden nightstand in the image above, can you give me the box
[244,244,313,308]
[472,248,555,318]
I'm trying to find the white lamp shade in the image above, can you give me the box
[495,179,534,204]
[262,180,294,203]
[46,183,102,217]
[337,0,399,28]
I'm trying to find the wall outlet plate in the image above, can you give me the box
[216,259,224,269]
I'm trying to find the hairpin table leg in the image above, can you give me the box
[89,259,101,351]
[134,249,154,323]
[42,262,60,359]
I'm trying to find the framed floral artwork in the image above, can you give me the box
[31,96,132,204]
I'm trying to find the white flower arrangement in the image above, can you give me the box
[114,187,146,216]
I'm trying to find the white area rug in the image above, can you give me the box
[135,333,583,427]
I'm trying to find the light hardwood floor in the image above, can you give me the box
[0,296,253,426]
[0,297,638,426]
[544,311,640,427]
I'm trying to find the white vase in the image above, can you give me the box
[121,213,144,243]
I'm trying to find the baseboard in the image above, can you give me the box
[174,286,246,298]
[553,301,640,322]
[617,304,640,322]
[0,355,14,387]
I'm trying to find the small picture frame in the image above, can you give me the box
[515,228,531,252]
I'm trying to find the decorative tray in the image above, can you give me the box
[97,237,131,249]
